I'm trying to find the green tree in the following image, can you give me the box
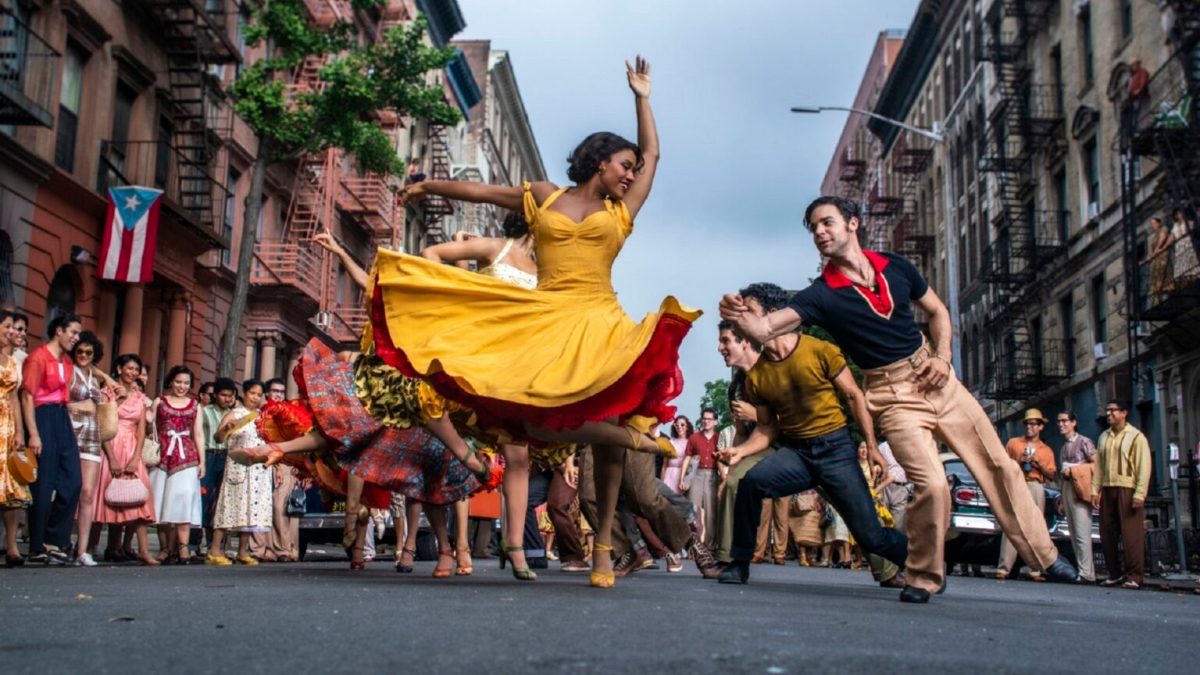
[699,377,733,429]
[218,1,460,376]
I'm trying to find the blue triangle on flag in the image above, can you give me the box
[108,186,164,231]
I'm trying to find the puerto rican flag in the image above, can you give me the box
[99,186,163,283]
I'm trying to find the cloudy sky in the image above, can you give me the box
[456,0,921,424]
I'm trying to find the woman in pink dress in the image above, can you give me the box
[93,354,159,566]
[660,416,692,492]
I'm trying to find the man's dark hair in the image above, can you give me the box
[738,282,789,313]
[265,377,286,391]
[1107,399,1129,413]
[71,331,105,364]
[700,406,718,419]
[501,212,530,239]
[242,378,264,394]
[213,377,238,395]
[1060,410,1077,422]
[47,312,82,339]
[566,132,644,184]
[718,319,762,353]
[803,196,861,231]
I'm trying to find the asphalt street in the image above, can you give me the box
[3,556,1196,675]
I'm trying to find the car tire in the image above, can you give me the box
[298,536,309,562]
[415,530,438,561]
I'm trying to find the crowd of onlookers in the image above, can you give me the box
[0,309,1182,593]
[0,310,305,567]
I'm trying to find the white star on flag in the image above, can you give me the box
[124,194,141,210]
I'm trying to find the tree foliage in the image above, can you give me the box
[228,1,461,173]
[699,378,733,430]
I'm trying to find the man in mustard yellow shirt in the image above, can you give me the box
[1092,400,1152,589]
[716,283,906,585]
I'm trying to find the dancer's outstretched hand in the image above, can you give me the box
[313,231,337,252]
[627,55,651,98]
[397,181,428,206]
[718,293,747,321]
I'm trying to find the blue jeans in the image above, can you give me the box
[731,428,907,568]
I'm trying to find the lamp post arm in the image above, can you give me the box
[792,106,943,143]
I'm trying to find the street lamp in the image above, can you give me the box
[792,105,961,375]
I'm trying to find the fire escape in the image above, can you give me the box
[251,1,399,346]
[101,0,238,241]
[0,2,59,128]
[836,135,869,203]
[866,171,902,252]
[1127,0,1200,341]
[976,0,1068,401]
[421,122,455,243]
[888,133,935,268]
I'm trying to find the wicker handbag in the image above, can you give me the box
[96,400,119,442]
[104,475,148,507]
[7,446,37,485]
[141,415,161,469]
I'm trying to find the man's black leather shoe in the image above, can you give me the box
[899,585,931,603]
[1044,556,1080,583]
[718,560,749,584]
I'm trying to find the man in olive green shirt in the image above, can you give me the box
[1092,399,1152,588]
[717,283,906,586]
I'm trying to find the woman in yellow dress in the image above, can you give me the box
[1,310,32,566]
[372,57,700,587]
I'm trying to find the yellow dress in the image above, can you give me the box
[369,183,700,441]
[0,356,32,507]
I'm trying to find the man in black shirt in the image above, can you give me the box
[720,196,1078,603]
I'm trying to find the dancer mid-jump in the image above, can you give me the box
[372,57,700,588]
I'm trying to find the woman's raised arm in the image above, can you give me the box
[622,56,659,220]
[399,180,525,212]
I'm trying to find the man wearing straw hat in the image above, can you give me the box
[995,408,1057,581]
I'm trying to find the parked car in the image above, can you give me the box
[941,452,1100,570]
[297,487,437,561]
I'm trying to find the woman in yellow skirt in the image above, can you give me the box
[372,57,700,587]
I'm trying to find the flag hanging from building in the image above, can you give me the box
[99,186,163,283]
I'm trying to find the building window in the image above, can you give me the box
[1059,294,1074,376]
[1050,45,1063,113]
[1055,169,1069,242]
[1090,273,1106,347]
[100,83,138,190]
[1120,0,1133,40]
[55,41,86,172]
[47,266,78,324]
[0,232,13,305]
[1083,137,1100,212]
[155,116,173,189]
[1031,315,1044,376]
[1079,5,1094,86]
[222,167,241,266]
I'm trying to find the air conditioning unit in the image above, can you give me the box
[1086,202,1100,220]
[1134,321,1152,337]
[314,311,331,329]
[1093,342,1108,359]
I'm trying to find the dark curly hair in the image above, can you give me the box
[502,212,530,239]
[112,353,144,376]
[163,365,195,391]
[566,132,643,184]
[71,331,105,364]
[738,282,789,313]
[803,195,861,231]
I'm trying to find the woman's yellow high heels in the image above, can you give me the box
[590,543,616,589]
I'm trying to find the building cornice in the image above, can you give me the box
[870,0,955,152]
[488,51,546,181]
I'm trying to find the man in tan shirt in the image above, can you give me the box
[1092,400,1152,589]
[995,408,1057,580]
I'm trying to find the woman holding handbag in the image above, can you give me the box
[67,332,119,567]
[0,310,32,566]
[92,354,159,566]
[150,365,205,564]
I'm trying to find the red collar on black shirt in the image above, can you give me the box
[820,250,895,319]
